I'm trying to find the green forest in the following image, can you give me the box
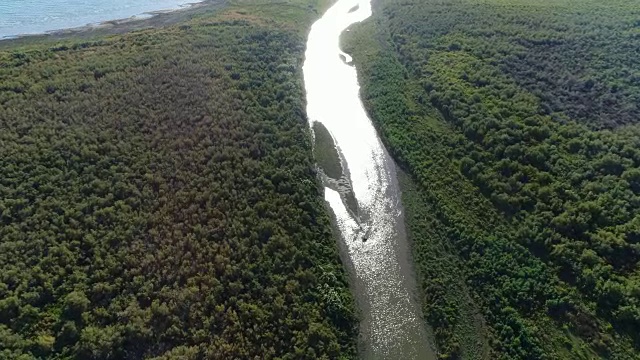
[345,0,640,358]
[0,0,358,359]
[4,0,640,358]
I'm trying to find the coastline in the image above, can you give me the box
[0,0,225,47]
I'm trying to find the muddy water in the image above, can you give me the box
[303,1,436,358]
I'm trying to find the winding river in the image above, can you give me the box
[303,0,435,358]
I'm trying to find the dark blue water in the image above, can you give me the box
[0,0,201,39]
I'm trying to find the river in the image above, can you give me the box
[303,0,435,358]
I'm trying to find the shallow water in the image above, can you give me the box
[303,0,435,358]
[0,0,201,39]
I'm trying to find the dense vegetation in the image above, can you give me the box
[346,0,640,358]
[0,0,358,359]
[312,121,343,181]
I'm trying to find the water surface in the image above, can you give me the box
[303,0,436,358]
[0,0,201,39]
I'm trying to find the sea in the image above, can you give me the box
[0,0,201,39]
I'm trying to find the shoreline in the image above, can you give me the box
[0,0,223,47]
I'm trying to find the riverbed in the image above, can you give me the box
[303,0,435,358]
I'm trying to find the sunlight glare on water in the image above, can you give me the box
[303,0,436,358]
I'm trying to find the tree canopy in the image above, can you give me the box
[0,1,356,358]
[346,0,640,358]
